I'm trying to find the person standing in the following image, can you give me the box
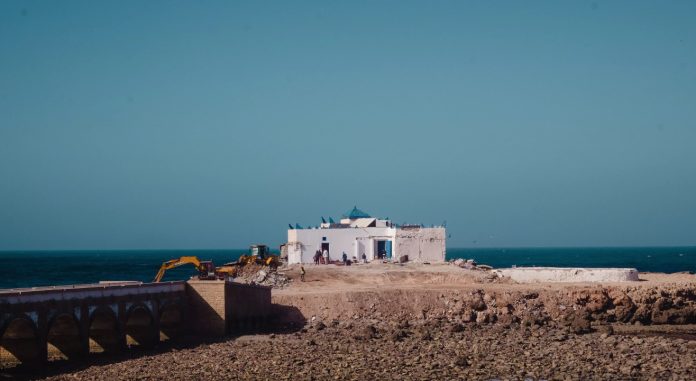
[342,252,348,265]
[300,265,306,282]
[322,249,329,265]
[314,250,321,265]
[361,253,367,263]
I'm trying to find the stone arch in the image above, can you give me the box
[0,314,41,367]
[125,304,155,349]
[158,301,184,342]
[88,307,122,354]
[46,312,82,361]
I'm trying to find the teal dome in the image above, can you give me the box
[343,206,371,219]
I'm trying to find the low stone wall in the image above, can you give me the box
[494,267,640,283]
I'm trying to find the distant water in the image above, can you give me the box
[447,247,696,274]
[0,247,694,289]
[0,250,249,290]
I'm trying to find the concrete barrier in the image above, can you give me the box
[494,267,640,283]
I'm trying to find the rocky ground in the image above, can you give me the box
[5,264,696,380]
[40,320,696,381]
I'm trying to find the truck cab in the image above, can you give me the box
[250,244,269,260]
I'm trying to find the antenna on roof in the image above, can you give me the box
[329,217,335,223]
[321,216,327,223]
[295,223,303,229]
[288,224,294,229]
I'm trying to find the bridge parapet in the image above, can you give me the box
[0,282,186,304]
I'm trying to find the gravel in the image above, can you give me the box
[41,321,696,381]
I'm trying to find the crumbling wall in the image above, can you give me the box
[395,227,446,262]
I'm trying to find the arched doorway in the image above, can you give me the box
[159,304,183,342]
[125,306,155,349]
[0,317,40,367]
[89,308,122,354]
[46,313,82,361]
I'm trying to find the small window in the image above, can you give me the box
[322,237,327,241]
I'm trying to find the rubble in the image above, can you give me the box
[232,263,291,289]
[450,258,490,271]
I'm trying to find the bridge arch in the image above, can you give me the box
[125,303,155,349]
[89,307,122,354]
[158,301,184,342]
[46,312,82,361]
[0,314,40,366]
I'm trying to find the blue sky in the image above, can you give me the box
[1,1,695,249]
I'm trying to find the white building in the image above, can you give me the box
[286,207,446,264]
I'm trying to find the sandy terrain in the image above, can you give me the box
[278,262,696,293]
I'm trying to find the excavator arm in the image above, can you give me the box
[153,256,203,282]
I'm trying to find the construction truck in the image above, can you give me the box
[236,244,280,268]
[153,256,236,282]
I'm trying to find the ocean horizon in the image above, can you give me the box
[0,246,694,289]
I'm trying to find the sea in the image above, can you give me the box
[0,247,694,290]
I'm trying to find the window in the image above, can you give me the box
[322,237,327,241]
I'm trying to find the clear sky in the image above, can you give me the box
[1,1,695,250]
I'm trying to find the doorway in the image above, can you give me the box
[376,240,392,259]
[321,243,330,263]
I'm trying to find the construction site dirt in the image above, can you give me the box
[5,263,696,380]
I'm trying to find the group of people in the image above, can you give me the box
[313,249,370,265]
[343,252,369,265]
[313,249,330,265]
[302,249,372,282]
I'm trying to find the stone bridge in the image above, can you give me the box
[0,282,187,366]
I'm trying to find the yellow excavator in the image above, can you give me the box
[236,244,279,268]
[153,245,279,283]
[152,256,236,282]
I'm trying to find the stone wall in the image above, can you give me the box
[185,280,227,336]
[225,283,272,332]
[186,280,272,336]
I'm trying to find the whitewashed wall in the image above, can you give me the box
[394,227,446,262]
[286,227,396,264]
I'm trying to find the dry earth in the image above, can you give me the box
[12,263,696,380]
